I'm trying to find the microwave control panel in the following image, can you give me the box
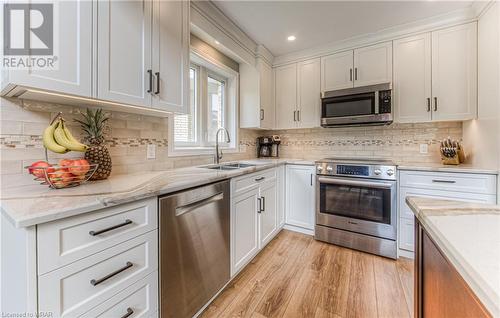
[378,90,392,114]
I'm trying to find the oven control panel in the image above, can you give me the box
[315,161,396,180]
[336,165,369,176]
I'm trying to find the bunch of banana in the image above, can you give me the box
[43,119,87,153]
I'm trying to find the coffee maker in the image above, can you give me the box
[257,136,281,158]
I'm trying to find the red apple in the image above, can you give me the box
[58,159,74,171]
[48,168,74,187]
[68,159,90,176]
[28,161,54,179]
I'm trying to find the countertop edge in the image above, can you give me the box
[1,159,314,228]
[397,165,499,175]
[406,196,500,317]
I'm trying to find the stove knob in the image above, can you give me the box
[326,166,333,172]
[317,165,323,172]
[387,169,395,176]
[374,169,382,175]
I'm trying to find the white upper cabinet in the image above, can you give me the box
[275,63,297,130]
[431,23,477,121]
[320,42,392,92]
[6,0,92,97]
[353,42,393,87]
[393,33,432,123]
[394,22,478,123]
[321,51,353,91]
[297,58,321,128]
[97,0,153,107]
[151,0,189,113]
[240,58,274,129]
[259,60,275,129]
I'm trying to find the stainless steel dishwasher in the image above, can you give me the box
[159,180,230,318]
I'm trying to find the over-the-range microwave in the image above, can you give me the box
[320,83,393,127]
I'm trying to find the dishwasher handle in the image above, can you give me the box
[175,192,224,216]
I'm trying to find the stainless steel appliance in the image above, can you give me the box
[321,83,393,127]
[159,180,230,318]
[257,135,281,158]
[315,158,397,259]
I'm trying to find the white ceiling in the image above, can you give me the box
[213,1,476,57]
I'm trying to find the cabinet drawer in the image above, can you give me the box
[232,168,276,195]
[38,231,158,317]
[38,198,157,274]
[80,271,158,318]
[399,217,414,252]
[399,187,497,219]
[399,170,497,195]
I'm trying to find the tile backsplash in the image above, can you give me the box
[0,96,463,187]
[0,97,258,187]
[264,121,463,163]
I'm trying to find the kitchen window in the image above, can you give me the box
[170,53,238,156]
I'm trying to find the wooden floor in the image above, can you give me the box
[201,230,414,318]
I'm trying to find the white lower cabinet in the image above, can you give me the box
[231,187,260,275]
[231,168,281,276]
[398,170,497,255]
[79,271,158,318]
[285,165,316,233]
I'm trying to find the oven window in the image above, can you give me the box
[323,93,374,118]
[319,183,391,224]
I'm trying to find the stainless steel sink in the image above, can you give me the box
[200,163,257,170]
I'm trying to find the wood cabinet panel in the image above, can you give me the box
[415,223,491,318]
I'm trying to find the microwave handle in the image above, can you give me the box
[374,91,379,114]
[318,177,394,190]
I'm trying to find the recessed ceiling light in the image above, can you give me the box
[215,40,220,45]
[287,35,296,42]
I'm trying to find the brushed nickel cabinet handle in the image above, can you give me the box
[350,68,353,81]
[121,308,134,318]
[255,176,265,182]
[354,68,358,81]
[297,110,300,122]
[293,110,297,121]
[155,72,160,94]
[434,97,438,111]
[89,219,133,236]
[427,98,431,112]
[257,197,262,213]
[261,196,265,212]
[260,109,264,120]
[147,70,153,93]
[90,262,133,286]
[432,179,456,184]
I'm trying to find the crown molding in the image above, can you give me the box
[256,44,274,66]
[273,6,478,66]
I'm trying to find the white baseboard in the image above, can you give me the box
[283,224,314,236]
[398,249,415,259]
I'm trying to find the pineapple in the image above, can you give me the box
[75,109,112,180]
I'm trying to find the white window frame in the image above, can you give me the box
[168,51,239,157]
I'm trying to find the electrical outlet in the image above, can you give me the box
[419,144,428,154]
[239,144,247,153]
[147,144,156,159]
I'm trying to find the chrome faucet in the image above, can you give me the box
[215,127,231,164]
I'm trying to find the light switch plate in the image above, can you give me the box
[419,144,428,154]
[147,144,156,159]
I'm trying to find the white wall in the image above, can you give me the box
[463,3,500,172]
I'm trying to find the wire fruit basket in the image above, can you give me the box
[27,162,99,189]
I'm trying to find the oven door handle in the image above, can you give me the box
[318,177,394,189]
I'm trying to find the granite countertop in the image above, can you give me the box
[406,196,500,316]
[0,159,313,228]
[397,162,499,175]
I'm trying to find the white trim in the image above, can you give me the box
[168,52,240,157]
[398,249,415,259]
[283,224,314,236]
[273,7,478,66]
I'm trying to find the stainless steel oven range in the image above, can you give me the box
[315,158,397,259]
